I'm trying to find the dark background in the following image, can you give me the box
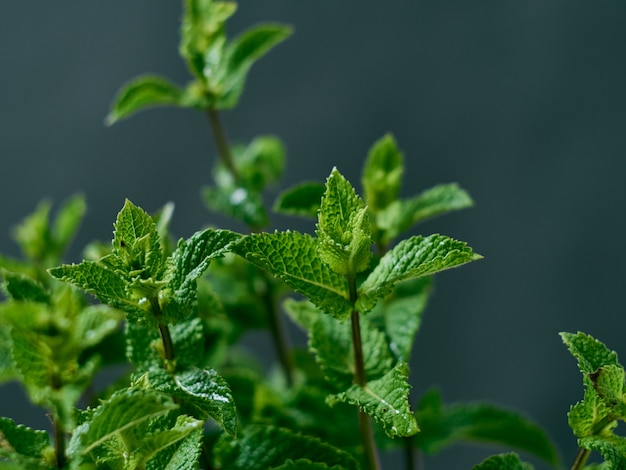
[2,2,626,468]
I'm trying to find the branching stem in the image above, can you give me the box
[348,275,381,470]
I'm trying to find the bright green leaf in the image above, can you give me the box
[579,435,626,469]
[203,184,268,229]
[216,24,293,108]
[328,362,418,438]
[472,453,533,470]
[106,75,184,125]
[51,194,86,255]
[141,367,238,437]
[236,136,286,191]
[362,134,403,213]
[0,417,50,459]
[273,182,325,218]
[213,425,359,470]
[232,232,352,320]
[145,428,203,470]
[561,331,621,375]
[12,200,51,262]
[358,234,481,313]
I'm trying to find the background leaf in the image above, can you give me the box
[273,182,325,218]
[361,134,404,213]
[472,453,533,470]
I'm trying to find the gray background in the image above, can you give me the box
[2,2,626,468]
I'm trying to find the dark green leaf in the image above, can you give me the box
[0,417,50,459]
[273,182,325,218]
[472,453,533,470]
[12,200,51,262]
[145,428,203,470]
[106,75,184,125]
[203,184,268,229]
[232,232,352,320]
[358,234,481,313]
[213,425,359,470]
[415,389,560,466]
[1,271,49,303]
[236,135,286,191]
[361,134,403,213]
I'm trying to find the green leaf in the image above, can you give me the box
[51,194,86,255]
[415,389,560,466]
[145,428,203,470]
[328,362,418,438]
[0,417,50,459]
[236,135,286,191]
[1,271,49,303]
[272,460,352,470]
[358,234,482,313]
[141,367,238,437]
[561,331,621,375]
[0,323,17,383]
[161,228,239,323]
[317,168,372,275]
[377,184,473,245]
[568,386,613,438]
[579,435,626,469]
[48,261,144,320]
[273,182,325,218]
[68,387,178,466]
[306,309,394,389]
[216,24,293,108]
[472,453,533,470]
[12,200,51,262]
[213,424,359,470]
[72,305,123,350]
[113,199,163,280]
[203,184,268,229]
[232,232,353,320]
[361,134,404,213]
[106,75,184,125]
[370,276,432,362]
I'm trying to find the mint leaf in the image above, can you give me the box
[328,362,418,438]
[107,75,184,125]
[308,310,394,389]
[216,24,293,108]
[68,387,178,466]
[232,232,352,320]
[213,424,359,470]
[1,271,49,303]
[272,460,352,470]
[415,389,560,466]
[203,184,268,229]
[273,182,325,218]
[578,435,626,469]
[361,134,403,213]
[561,331,621,375]
[51,194,87,256]
[472,453,533,470]
[141,367,238,437]
[317,168,372,275]
[113,199,163,280]
[568,386,614,438]
[236,135,286,191]
[377,184,474,245]
[145,428,203,470]
[0,417,50,459]
[12,201,51,262]
[358,234,481,313]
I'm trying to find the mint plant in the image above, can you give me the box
[3,1,621,469]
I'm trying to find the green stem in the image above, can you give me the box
[150,296,175,362]
[348,276,381,470]
[206,109,239,182]
[53,416,66,469]
[404,438,418,470]
[262,273,295,386]
[570,447,590,470]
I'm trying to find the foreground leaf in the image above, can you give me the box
[358,234,481,313]
[0,417,50,459]
[578,435,626,469]
[232,232,352,320]
[328,362,418,438]
[472,452,533,470]
[213,425,359,470]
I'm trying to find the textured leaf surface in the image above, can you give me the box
[358,234,481,313]
[561,331,621,375]
[0,417,50,458]
[317,168,372,275]
[415,389,560,466]
[328,362,418,438]
[1,271,49,303]
[377,184,473,244]
[362,134,403,213]
[472,453,533,470]
[579,435,626,469]
[68,387,178,466]
[272,460,352,470]
[273,182,325,218]
[232,232,352,320]
[107,75,183,124]
[145,428,203,470]
[213,425,359,470]
[142,367,237,437]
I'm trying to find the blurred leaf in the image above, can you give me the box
[107,75,184,125]
[361,134,403,213]
[472,453,533,470]
[273,182,325,218]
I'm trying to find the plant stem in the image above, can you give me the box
[570,447,590,470]
[150,296,175,362]
[262,273,295,386]
[404,438,418,470]
[53,415,66,469]
[348,276,381,470]
[206,109,239,182]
